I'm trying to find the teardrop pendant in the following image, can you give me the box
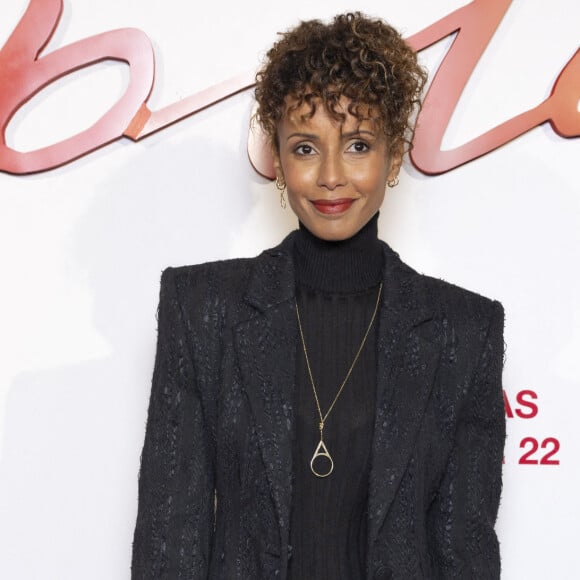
[310,438,334,478]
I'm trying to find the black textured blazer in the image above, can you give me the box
[131,232,506,579]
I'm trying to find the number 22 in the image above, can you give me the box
[519,437,560,465]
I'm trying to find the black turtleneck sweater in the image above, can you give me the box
[288,213,383,579]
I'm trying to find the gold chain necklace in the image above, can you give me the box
[294,282,383,478]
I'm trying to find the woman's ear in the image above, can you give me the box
[271,143,288,193]
[272,144,284,182]
[387,142,404,181]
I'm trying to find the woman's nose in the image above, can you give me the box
[316,153,346,190]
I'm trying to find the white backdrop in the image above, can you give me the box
[0,0,579,578]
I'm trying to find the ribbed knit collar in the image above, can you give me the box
[293,213,383,293]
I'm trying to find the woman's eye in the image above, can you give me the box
[295,144,314,155]
[348,140,370,153]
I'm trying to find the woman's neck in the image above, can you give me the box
[293,213,383,293]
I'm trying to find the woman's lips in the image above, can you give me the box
[311,198,355,215]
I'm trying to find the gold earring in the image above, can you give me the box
[275,176,287,209]
[387,176,399,188]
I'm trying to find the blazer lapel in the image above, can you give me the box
[368,243,442,548]
[233,239,297,560]
[232,235,442,565]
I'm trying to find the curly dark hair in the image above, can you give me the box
[254,12,427,154]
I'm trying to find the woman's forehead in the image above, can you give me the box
[281,95,381,130]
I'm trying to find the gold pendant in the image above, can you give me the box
[310,438,334,478]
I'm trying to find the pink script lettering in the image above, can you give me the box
[0,0,578,176]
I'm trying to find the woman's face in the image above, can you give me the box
[273,96,402,241]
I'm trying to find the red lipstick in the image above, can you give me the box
[311,198,355,215]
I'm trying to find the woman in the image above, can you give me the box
[131,12,506,579]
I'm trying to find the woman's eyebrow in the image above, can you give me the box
[286,132,319,141]
[341,129,376,138]
[285,129,376,142]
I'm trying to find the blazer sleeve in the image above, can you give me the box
[132,267,214,579]
[428,300,506,579]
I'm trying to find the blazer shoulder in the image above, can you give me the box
[156,255,277,333]
[418,270,504,324]
[160,256,256,298]
[380,239,503,323]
